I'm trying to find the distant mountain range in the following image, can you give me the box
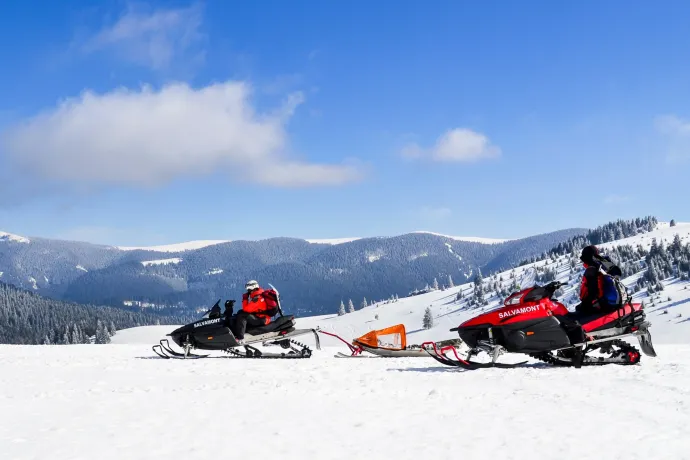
[0,228,588,316]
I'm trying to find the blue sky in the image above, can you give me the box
[1,0,689,246]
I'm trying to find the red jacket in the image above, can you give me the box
[579,264,606,311]
[242,287,279,324]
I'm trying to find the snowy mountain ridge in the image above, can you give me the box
[0,231,30,244]
[0,225,587,316]
[1,230,512,250]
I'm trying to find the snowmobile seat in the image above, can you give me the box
[245,315,295,336]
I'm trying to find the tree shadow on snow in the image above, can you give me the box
[652,298,689,314]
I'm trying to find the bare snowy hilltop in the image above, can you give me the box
[2,217,690,459]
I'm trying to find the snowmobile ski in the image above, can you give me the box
[421,341,528,370]
[152,339,210,359]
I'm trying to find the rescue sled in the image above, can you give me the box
[322,324,462,358]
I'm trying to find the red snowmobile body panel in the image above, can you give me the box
[580,302,643,333]
[460,285,569,328]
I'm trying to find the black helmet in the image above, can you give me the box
[580,245,599,265]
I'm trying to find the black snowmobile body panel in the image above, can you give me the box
[499,316,571,353]
[457,316,571,354]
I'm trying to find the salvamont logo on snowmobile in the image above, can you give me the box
[194,318,223,328]
[498,305,541,319]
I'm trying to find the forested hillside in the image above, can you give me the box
[0,282,190,344]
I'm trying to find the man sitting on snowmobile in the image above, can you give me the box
[576,245,623,315]
[559,245,625,367]
[231,280,279,342]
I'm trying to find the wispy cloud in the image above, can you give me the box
[0,81,363,191]
[654,115,690,135]
[603,194,630,205]
[420,206,452,220]
[79,2,206,71]
[401,128,501,163]
[654,114,690,163]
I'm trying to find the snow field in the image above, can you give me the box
[1,343,689,460]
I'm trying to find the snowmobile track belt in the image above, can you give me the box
[224,338,313,359]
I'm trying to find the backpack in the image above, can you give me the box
[595,255,629,306]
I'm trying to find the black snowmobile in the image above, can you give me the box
[152,286,320,360]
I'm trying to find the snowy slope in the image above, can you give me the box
[411,230,511,244]
[0,231,30,244]
[598,221,690,251]
[2,344,689,460]
[306,232,511,245]
[116,240,230,252]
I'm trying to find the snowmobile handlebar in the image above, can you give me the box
[544,280,567,292]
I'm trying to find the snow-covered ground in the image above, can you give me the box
[2,343,688,460]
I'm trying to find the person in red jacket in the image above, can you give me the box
[576,245,621,315]
[231,280,279,342]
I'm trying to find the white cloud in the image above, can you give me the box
[80,2,205,70]
[654,115,690,135]
[401,128,501,162]
[1,81,362,189]
[654,114,690,163]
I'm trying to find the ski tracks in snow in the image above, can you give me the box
[1,345,690,460]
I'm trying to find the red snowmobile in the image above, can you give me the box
[423,281,657,370]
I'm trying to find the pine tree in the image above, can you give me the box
[447,275,454,288]
[95,320,110,344]
[474,268,484,287]
[361,297,368,309]
[423,307,434,329]
[348,299,355,313]
[338,301,346,316]
[432,278,439,290]
[43,335,51,345]
[670,219,676,227]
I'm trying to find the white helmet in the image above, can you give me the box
[245,280,259,292]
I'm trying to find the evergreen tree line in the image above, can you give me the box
[337,294,400,316]
[519,216,659,266]
[635,235,690,294]
[0,282,192,344]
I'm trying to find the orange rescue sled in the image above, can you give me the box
[322,324,461,358]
